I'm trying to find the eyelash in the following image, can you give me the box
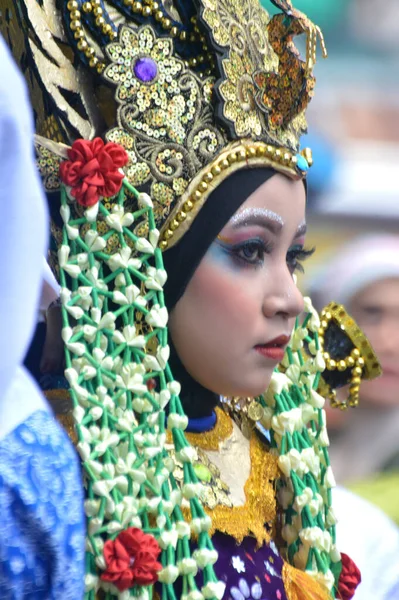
[286,245,315,273]
[221,239,315,273]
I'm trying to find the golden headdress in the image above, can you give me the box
[1,0,326,250]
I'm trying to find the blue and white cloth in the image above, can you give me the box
[0,408,85,599]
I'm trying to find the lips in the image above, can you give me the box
[255,335,290,362]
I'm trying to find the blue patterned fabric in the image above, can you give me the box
[0,409,85,599]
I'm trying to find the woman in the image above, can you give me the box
[311,235,399,518]
[1,0,374,598]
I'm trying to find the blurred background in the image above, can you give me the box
[263,0,399,526]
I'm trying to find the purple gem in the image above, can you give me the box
[133,57,158,83]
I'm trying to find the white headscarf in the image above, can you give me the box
[310,234,399,310]
[0,37,49,439]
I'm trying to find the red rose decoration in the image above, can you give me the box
[101,528,162,591]
[338,553,361,600]
[59,137,129,207]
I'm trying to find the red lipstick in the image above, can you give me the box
[255,335,290,361]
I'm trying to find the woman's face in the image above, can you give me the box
[169,173,308,397]
[349,277,399,407]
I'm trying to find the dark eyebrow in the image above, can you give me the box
[231,209,284,235]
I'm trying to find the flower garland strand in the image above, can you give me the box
[259,297,342,596]
[58,139,223,600]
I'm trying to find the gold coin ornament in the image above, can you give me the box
[247,399,266,422]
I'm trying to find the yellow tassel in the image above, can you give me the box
[282,563,332,600]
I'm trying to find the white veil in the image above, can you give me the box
[0,36,49,439]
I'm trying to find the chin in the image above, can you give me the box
[224,372,274,399]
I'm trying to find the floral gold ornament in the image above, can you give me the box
[103,23,226,240]
[200,0,327,149]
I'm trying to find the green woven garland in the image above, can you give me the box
[58,180,221,600]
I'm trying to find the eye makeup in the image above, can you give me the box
[212,236,273,270]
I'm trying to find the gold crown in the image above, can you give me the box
[2,0,326,249]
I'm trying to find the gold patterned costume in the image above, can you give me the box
[1,1,379,599]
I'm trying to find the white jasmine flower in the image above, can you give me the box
[271,407,303,436]
[167,413,189,430]
[178,558,198,576]
[324,466,337,488]
[177,446,198,464]
[105,205,134,232]
[293,487,313,512]
[159,528,178,549]
[158,565,179,584]
[137,192,153,208]
[202,582,225,600]
[145,304,168,328]
[176,520,191,539]
[85,229,107,251]
[135,237,155,255]
[192,548,218,569]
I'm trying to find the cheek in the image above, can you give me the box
[189,259,260,335]
[360,378,398,406]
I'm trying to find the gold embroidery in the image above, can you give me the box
[206,433,279,546]
[159,139,302,250]
[35,143,62,193]
[57,412,78,445]
[200,0,325,151]
[105,24,226,237]
[167,410,279,544]
[184,407,233,451]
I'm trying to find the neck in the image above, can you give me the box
[168,340,219,419]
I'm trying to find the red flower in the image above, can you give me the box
[101,528,162,591]
[338,553,361,600]
[59,138,128,207]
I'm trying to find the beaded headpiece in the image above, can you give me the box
[2,0,326,252]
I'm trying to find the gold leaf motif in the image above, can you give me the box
[200,0,324,151]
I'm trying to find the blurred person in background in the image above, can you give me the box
[0,36,85,597]
[310,233,399,523]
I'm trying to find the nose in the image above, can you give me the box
[262,265,304,319]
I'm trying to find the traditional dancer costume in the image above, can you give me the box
[0,1,381,599]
